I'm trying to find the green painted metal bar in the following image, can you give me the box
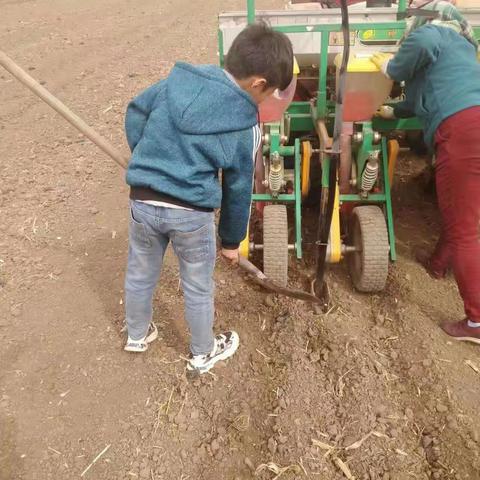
[252,194,295,201]
[273,22,405,34]
[321,156,330,189]
[218,29,225,67]
[318,31,330,118]
[294,138,302,259]
[355,123,374,180]
[262,144,295,157]
[247,0,255,24]
[269,123,281,154]
[339,193,386,202]
[279,146,295,157]
[398,0,407,14]
[289,115,315,132]
[287,102,310,115]
[381,138,396,262]
[372,117,422,131]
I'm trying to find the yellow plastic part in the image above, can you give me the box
[239,221,250,258]
[293,56,300,75]
[388,139,399,187]
[328,184,342,263]
[301,141,312,198]
[334,54,381,73]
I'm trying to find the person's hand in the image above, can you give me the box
[371,53,393,75]
[376,105,396,120]
[221,247,239,265]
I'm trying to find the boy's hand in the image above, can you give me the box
[221,248,240,265]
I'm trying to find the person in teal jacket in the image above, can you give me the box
[375,1,479,146]
[123,24,293,374]
[375,1,480,344]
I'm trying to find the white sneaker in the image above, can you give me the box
[124,323,159,353]
[187,331,240,374]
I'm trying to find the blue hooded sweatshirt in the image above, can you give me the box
[388,24,480,147]
[125,63,261,248]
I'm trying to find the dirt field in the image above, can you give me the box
[1,1,480,479]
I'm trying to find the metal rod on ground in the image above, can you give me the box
[0,50,129,169]
[238,257,322,304]
[0,49,319,304]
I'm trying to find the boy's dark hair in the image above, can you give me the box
[225,22,294,91]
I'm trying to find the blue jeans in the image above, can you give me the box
[125,200,216,355]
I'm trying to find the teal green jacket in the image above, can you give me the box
[388,24,480,147]
[125,63,260,248]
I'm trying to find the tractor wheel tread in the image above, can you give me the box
[263,205,289,287]
[348,205,389,293]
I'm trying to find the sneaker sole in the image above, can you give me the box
[188,332,240,374]
[124,343,148,353]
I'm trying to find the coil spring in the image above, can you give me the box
[269,166,283,193]
[361,161,378,192]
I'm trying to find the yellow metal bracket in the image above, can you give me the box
[387,139,399,187]
[328,184,342,263]
[301,141,312,198]
[239,221,250,258]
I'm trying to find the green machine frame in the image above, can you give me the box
[218,0,480,268]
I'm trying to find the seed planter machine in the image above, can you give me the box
[218,0,480,301]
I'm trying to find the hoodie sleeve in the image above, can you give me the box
[387,25,441,83]
[125,81,163,152]
[218,126,261,249]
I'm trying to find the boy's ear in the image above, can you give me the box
[251,77,268,91]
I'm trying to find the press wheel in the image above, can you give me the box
[263,204,288,287]
[348,206,389,292]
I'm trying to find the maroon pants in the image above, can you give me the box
[430,106,480,321]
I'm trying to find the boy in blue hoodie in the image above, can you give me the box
[123,23,293,374]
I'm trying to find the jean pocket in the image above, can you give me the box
[129,207,152,248]
[172,223,212,263]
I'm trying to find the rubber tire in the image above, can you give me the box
[348,206,389,293]
[263,204,289,287]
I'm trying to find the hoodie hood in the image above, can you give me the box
[166,62,258,135]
